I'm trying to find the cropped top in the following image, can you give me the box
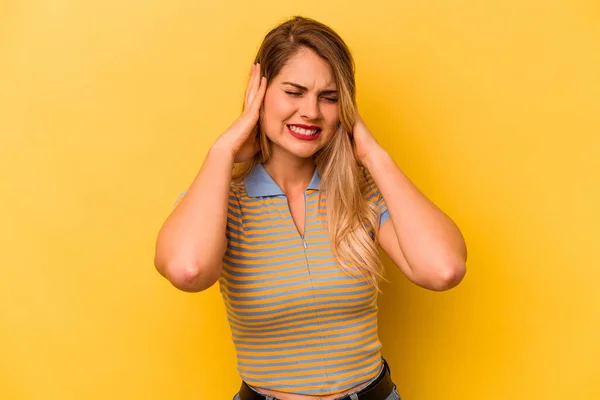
[217,163,391,396]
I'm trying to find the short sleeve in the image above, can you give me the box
[173,190,187,209]
[361,167,391,227]
[225,184,243,244]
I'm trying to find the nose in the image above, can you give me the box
[299,95,320,121]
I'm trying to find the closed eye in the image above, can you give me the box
[285,91,338,103]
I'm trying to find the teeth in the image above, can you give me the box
[289,125,318,135]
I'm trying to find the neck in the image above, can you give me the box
[263,148,315,195]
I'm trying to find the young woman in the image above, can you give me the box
[154,16,467,400]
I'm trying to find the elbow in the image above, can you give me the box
[427,240,468,291]
[427,260,466,291]
[155,258,221,293]
[406,254,466,291]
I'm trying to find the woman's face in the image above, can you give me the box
[260,47,340,160]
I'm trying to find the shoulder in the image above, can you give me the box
[230,179,246,195]
[228,179,248,207]
[358,166,377,192]
[357,165,386,210]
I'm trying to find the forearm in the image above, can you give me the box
[362,147,467,283]
[154,145,233,291]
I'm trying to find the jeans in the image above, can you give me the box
[232,384,401,400]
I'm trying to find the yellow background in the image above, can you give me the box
[1,0,599,399]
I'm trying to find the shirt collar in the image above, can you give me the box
[244,163,321,197]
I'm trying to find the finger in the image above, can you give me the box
[246,64,260,109]
[244,64,257,109]
[254,63,261,93]
[250,77,267,113]
[244,64,254,103]
[247,63,261,108]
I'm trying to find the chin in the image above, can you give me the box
[283,145,320,159]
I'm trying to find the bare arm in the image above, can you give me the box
[154,64,267,292]
[352,109,467,291]
[154,147,233,292]
[367,148,467,291]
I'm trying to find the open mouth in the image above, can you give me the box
[287,125,322,141]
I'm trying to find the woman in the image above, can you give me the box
[154,16,467,400]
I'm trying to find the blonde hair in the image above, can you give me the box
[233,16,384,289]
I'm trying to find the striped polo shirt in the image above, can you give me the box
[218,163,390,396]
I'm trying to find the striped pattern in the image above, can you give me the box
[218,163,390,396]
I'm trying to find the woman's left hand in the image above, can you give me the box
[352,107,381,164]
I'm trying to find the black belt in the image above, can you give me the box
[239,359,394,400]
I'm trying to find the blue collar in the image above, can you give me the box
[244,163,321,197]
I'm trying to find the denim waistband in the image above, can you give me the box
[246,358,386,400]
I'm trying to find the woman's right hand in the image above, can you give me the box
[214,63,268,163]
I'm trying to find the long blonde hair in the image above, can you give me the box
[233,16,384,289]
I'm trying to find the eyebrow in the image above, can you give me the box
[282,82,338,95]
